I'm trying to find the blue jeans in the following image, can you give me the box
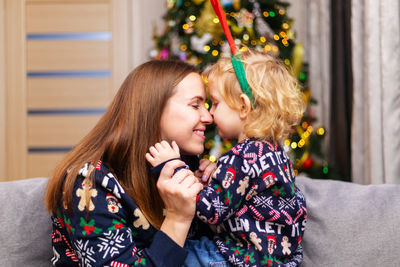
[183,237,232,267]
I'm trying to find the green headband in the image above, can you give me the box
[231,54,255,108]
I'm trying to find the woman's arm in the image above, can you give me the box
[157,160,204,247]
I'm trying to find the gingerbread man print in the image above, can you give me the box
[249,232,262,251]
[281,236,292,255]
[133,208,150,230]
[76,177,98,211]
[236,176,249,196]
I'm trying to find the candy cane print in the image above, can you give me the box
[293,208,303,223]
[111,261,129,267]
[255,141,263,157]
[132,247,137,257]
[52,229,63,243]
[281,210,293,225]
[232,145,241,155]
[236,205,248,217]
[63,235,78,262]
[249,205,265,221]
[266,209,280,222]
[208,212,219,225]
[96,160,102,170]
[65,249,79,262]
[302,206,308,218]
[244,152,257,163]
[265,141,275,151]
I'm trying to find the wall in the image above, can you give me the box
[0,0,5,180]
[131,0,167,68]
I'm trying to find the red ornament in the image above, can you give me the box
[302,157,313,170]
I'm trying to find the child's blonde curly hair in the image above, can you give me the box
[204,49,305,142]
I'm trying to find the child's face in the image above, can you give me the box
[160,73,213,155]
[209,83,244,141]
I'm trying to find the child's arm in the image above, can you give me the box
[146,140,189,180]
[146,140,180,167]
[196,151,254,225]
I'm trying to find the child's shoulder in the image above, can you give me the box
[230,138,282,155]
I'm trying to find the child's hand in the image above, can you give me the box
[194,158,217,185]
[146,141,180,167]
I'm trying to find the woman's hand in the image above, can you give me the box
[157,160,203,246]
[194,158,217,185]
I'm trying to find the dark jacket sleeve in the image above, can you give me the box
[51,165,188,267]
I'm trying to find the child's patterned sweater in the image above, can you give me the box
[51,161,188,267]
[196,138,307,266]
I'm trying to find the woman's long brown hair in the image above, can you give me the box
[45,60,199,229]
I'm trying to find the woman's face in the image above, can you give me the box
[160,72,213,155]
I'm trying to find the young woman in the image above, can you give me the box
[45,60,215,266]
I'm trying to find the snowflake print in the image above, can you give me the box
[228,254,244,266]
[97,230,126,259]
[205,185,215,196]
[212,196,228,216]
[126,227,133,243]
[74,239,96,267]
[215,239,230,254]
[278,196,297,210]
[295,188,306,202]
[283,261,299,267]
[51,246,60,265]
[225,208,236,219]
[252,195,274,209]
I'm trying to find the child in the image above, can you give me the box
[146,49,307,266]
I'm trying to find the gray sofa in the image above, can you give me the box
[1,176,399,267]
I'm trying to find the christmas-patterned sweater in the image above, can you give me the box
[196,138,307,266]
[50,161,188,267]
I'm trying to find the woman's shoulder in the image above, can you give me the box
[66,161,142,231]
[72,161,133,209]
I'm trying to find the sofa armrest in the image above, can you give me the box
[0,178,53,267]
[296,176,400,266]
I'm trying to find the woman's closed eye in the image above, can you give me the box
[192,104,200,109]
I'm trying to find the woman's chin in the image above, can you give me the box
[181,146,204,156]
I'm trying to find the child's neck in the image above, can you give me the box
[238,133,248,143]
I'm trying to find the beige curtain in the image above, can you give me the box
[351,0,400,184]
[287,0,331,133]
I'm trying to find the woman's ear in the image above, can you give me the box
[239,94,252,119]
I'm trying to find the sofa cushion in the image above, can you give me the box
[0,178,53,267]
[296,176,400,267]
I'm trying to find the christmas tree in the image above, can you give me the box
[153,0,336,179]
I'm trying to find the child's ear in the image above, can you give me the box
[239,94,252,119]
